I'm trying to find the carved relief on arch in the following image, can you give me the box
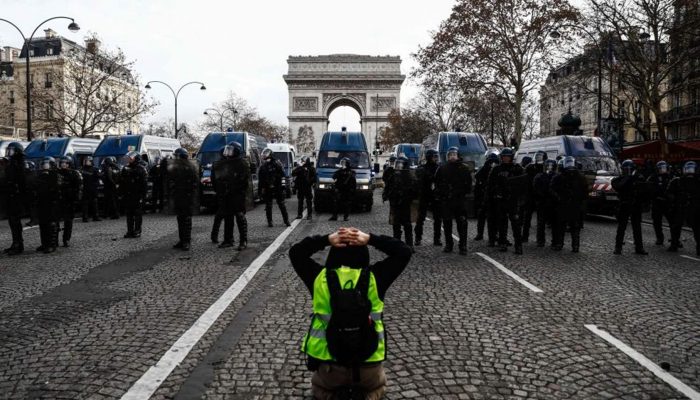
[370,96,396,112]
[292,97,318,112]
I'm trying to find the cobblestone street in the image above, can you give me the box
[0,193,698,399]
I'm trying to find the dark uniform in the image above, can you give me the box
[58,158,82,247]
[149,159,164,213]
[667,162,700,254]
[3,143,27,255]
[611,160,649,255]
[35,157,62,253]
[81,158,101,222]
[120,152,148,238]
[167,149,199,250]
[435,148,472,254]
[330,160,356,221]
[549,157,588,252]
[292,158,316,220]
[533,160,557,247]
[259,150,290,227]
[487,148,524,254]
[383,157,417,249]
[211,143,251,250]
[521,159,543,242]
[474,153,498,243]
[647,162,672,245]
[414,150,442,246]
[101,157,120,219]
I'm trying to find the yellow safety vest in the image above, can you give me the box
[302,266,385,362]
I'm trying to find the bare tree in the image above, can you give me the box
[141,118,203,153]
[31,34,155,137]
[414,0,580,145]
[414,81,466,132]
[201,91,255,132]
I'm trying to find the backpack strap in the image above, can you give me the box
[354,267,371,298]
[326,267,341,308]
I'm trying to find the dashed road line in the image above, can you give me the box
[475,252,544,293]
[121,211,306,400]
[680,255,700,262]
[585,324,700,400]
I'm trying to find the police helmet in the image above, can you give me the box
[5,142,24,158]
[534,150,547,164]
[621,159,636,176]
[339,157,351,169]
[500,147,514,163]
[425,149,439,163]
[261,148,273,160]
[104,156,117,167]
[59,156,73,169]
[563,156,577,170]
[447,146,460,162]
[41,156,56,170]
[389,154,397,163]
[485,150,499,164]
[656,160,668,174]
[83,156,94,167]
[394,156,409,171]
[174,148,189,160]
[544,159,557,173]
[557,158,565,171]
[521,156,533,167]
[683,161,696,175]
[25,160,36,171]
[301,155,310,165]
[125,151,140,165]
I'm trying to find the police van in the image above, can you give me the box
[419,131,489,171]
[196,131,268,209]
[391,143,422,169]
[515,135,621,214]
[24,137,101,169]
[314,128,374,212]
[266,142,296,198]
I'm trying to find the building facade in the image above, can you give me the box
[0,29,140,141]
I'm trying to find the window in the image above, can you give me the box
[44,73,52,88]
[28,49,34,57]
[29,74,34,88]
[9,90,14,104]
[46,100,53,118]
[10,112,14,126]
[46,48,54,56]
[30,101,35,117]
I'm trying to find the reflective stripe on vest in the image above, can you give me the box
[302,266,385,362]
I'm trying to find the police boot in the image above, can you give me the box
[343,213,349,222]
[414,223,422,246]
[235,214,248,250]
[280,206,291,227]
[124,215,134,238]
[211,215,222,243]
[614,243,623,255]
[297,201,304,219]
[7,241,23,256]
[655,235,665,246]
[134,215,142,238]
[182,216,192,251]
[329,214,338,221]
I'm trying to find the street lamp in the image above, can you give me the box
[0,16,80,141]
[145,80,206,139]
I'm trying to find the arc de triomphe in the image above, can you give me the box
[284,54,405,153]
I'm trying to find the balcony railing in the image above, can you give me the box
[663,103,700,123]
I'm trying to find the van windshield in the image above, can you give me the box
[396,144,421,166]
[318,150,370,169]
[273,152,292,167]
[577,157,620,175]
[197,152,221,168]
[568,137,615,157]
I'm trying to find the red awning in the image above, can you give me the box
[620,140,700,163]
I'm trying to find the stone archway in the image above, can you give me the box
[284,54,405,155]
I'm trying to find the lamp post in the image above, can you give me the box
[0,17,80,141]
[145,80,206,139]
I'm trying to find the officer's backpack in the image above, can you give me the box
[325,267,379,365]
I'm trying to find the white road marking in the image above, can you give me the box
[121,212,305,400]
[585,324,700,400]
[475,252,544,293]
[680,255,700,262]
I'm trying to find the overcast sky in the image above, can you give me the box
[0,0,458,131]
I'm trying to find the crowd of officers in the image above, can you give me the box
[381,146,700,257]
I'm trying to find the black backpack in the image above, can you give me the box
[325,267,379,365]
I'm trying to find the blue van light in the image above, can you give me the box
[41,139,48,151]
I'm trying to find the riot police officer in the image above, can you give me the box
[435,146,472,255]
[101,157,120,219]
[533,159,557,247]
[35,157,62,253]
[521,151,546,242]
[475,151,499,242]
[648,161,672,245]
[487,148,525,254]
[167,148,199,251]
[81,156,101,222]
[258,148,290,227]
[211,143,251,250]
[549,156,588,252]
[292,156,316,220]
[3,142,27,255]
[149,157,164,213]
[415,149,442,246]
[120,151,148,238]
[329,157,356,221]
[382,154,397,186]
[58,157,82,247]
[667,161,700,254]
[384,156,418,250]
[611,160,648,255]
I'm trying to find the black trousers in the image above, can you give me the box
[535,202,553,245]
[297,189,313,217]
[39,218,58,249]
[125,204,143,234]
[415,196,441,243]
[497,200,522,247]
[520,201,535,241]
[82,196,98,220]
[615,203,643,249]
[264,191,289,223]
[8,214,23,247]
[103,190,119,218]
[671,209,700,252]
[220,212,248,243]
[177,214,192,244]
[651,200,672,243]
[486,201,500,244]
[152,183,163,212]
[332,191,352,218]
[391,203,413,246]
[475,197,487,238]
[554,209,581,250]
[62,208,74,243]
[443,215,468,250]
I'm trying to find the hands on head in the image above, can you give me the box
[328,227,370,248]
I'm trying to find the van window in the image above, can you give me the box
[318,150,370,169]
[568,137,614,157]
[197,152,221,167]
[148,149,161,163]
[273,151,292,167]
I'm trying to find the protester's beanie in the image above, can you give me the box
[326,246,370,270]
